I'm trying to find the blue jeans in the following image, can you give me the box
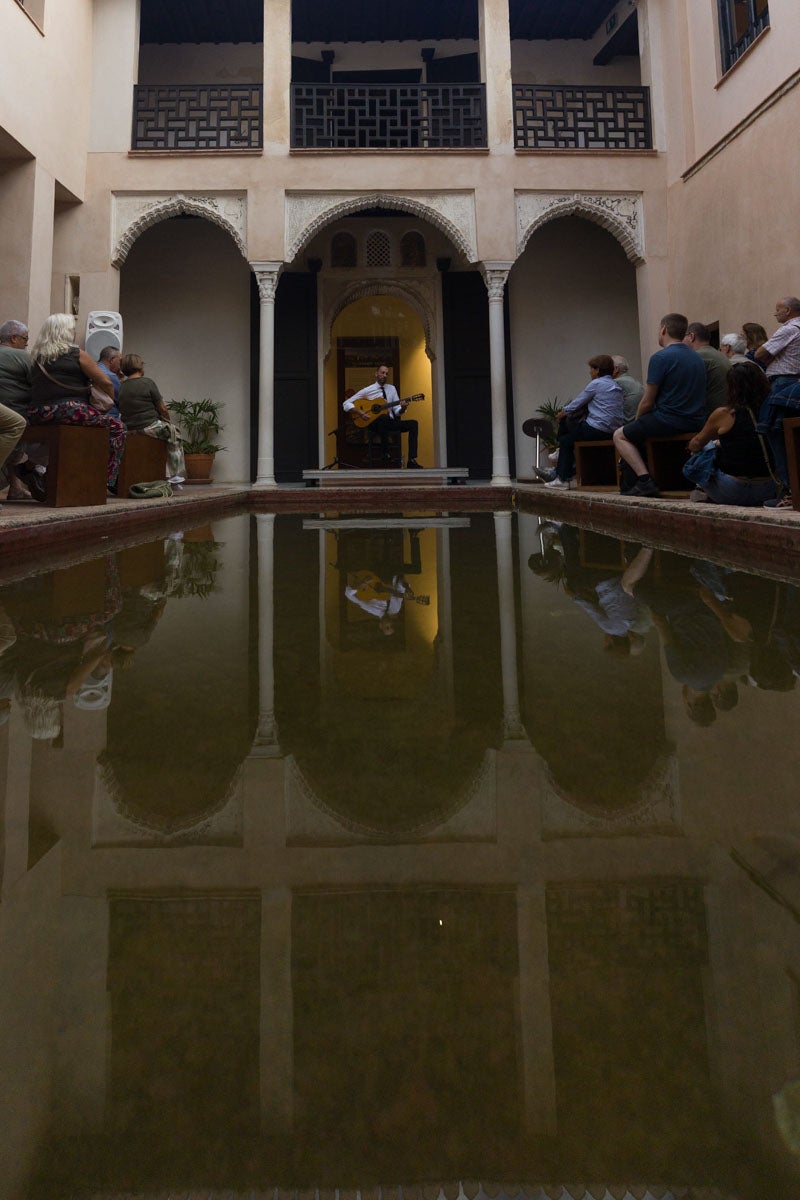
[683,456,776,506]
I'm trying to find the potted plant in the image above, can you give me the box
[168,398,225,484]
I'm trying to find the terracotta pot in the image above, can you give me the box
[184,453,215,484]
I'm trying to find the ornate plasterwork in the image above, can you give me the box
[516,190,645,264]
[481,261,514,302]
[322,275,439,361]
[285,190,477,264]
[111,191,248,267]
[541,752,680,838]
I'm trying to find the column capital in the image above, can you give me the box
[481,261,514,301]
[250,261,283,302]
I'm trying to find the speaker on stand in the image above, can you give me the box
[85,311,123,360]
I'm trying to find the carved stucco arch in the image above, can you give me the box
[324,278,438,362]
[285,190,477,265]
[111,192,248,268]
[516,191,645,265]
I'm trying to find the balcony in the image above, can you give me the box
[513,85,652,151]
[291,84,487,150]
[132,84,263,152]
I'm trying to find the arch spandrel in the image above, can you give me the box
[516,190,645,264]
[112,192,248,267]
[285,190,478,265]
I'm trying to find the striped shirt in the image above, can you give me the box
[763,317,800,378]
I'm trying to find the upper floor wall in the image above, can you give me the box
[0,0,94,196]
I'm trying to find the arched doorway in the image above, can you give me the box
[118,215,252,482]
[327,294,434,468]
[509,215,642,479]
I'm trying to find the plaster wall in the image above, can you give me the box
[511,40,641,87]
[0,0,93,198]
[508,217,641,470]
[292,40,478,76]
[681,0,800,164]
[667,85,800,340]
[118,218,252,483]
[89,0,141,154]
[138,42,263,86]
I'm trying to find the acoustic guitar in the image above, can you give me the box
[349,392,425,429]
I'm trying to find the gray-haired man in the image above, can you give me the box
[612,355,645,422]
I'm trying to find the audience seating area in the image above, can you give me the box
[18,427,168,507]
[575,432,693,496]
[117,432,168,497]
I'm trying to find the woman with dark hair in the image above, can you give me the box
[683,361,777,505]
[28,313,125,491]
[742,322,768,365]
[539,354,624,489]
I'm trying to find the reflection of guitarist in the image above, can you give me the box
[345,530,429,636]
[343,364,424,469]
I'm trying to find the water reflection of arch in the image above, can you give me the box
[285,749,496,842]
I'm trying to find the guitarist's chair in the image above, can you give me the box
[366,425,403,468]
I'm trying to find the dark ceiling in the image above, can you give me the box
[140,0,621,45]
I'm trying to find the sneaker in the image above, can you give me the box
[690,488,711,503]
[763,493,793,509]
[627,476,661,498]
[168,475,185,485]
[548,450,559,464]
[544,477,570,490]
[406,459,423,469]
[533,467,557,482]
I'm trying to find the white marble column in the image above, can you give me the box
[251,513,281,756]
[493,510,526,741]
[250,261,282,488]
[483,262,513,486]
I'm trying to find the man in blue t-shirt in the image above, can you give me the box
[613,312,706,497]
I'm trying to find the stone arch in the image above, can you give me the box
[285,190,477,264]
[112,192,248,267]
[516,191,645,265]
[323,278,438,362]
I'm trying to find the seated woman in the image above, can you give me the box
[118,354,185,483]
[539,354,624,489]
[684,360,777,506]
[28,313,124,491]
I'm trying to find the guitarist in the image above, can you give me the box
[343,364,423,468]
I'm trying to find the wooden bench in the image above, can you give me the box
[20,424,108,507]
[645,432,693,497]
[783,416,800,511]
[117,431,168,498]
[575,440,619,490]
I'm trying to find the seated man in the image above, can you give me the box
[343,364,423,469]
[613,312,706,497]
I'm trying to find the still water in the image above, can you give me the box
[1,511,799,1200]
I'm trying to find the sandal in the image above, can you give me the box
[763,493,793,509]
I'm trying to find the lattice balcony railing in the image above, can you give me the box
[291,84,487,149]
[132,85,263,151]
[513,84,653,151]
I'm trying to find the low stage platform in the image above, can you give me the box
[302,466,469,487]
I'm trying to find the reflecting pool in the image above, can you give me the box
[1,511,799,1200]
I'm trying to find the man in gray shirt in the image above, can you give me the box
[612,356,644,421]
[0,320,31,501]
[684,321,731,411]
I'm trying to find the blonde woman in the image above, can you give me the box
[28,313,125,490]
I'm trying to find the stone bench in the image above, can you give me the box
[20,424,108,507]
[117,431,168,498]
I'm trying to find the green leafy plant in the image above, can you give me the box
[172,540,223,600]
[538,396,565,450]
[168,398,226,455]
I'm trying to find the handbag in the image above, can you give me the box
[35,358,114,412]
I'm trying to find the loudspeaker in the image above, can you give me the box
[85,311,123,360]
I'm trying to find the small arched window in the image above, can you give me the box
[366,230,392,268]
[331,232,357,268]
[401,231,426,267]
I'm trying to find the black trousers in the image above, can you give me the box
[370,414,418,461]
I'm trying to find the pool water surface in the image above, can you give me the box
[1,510,799,1199]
